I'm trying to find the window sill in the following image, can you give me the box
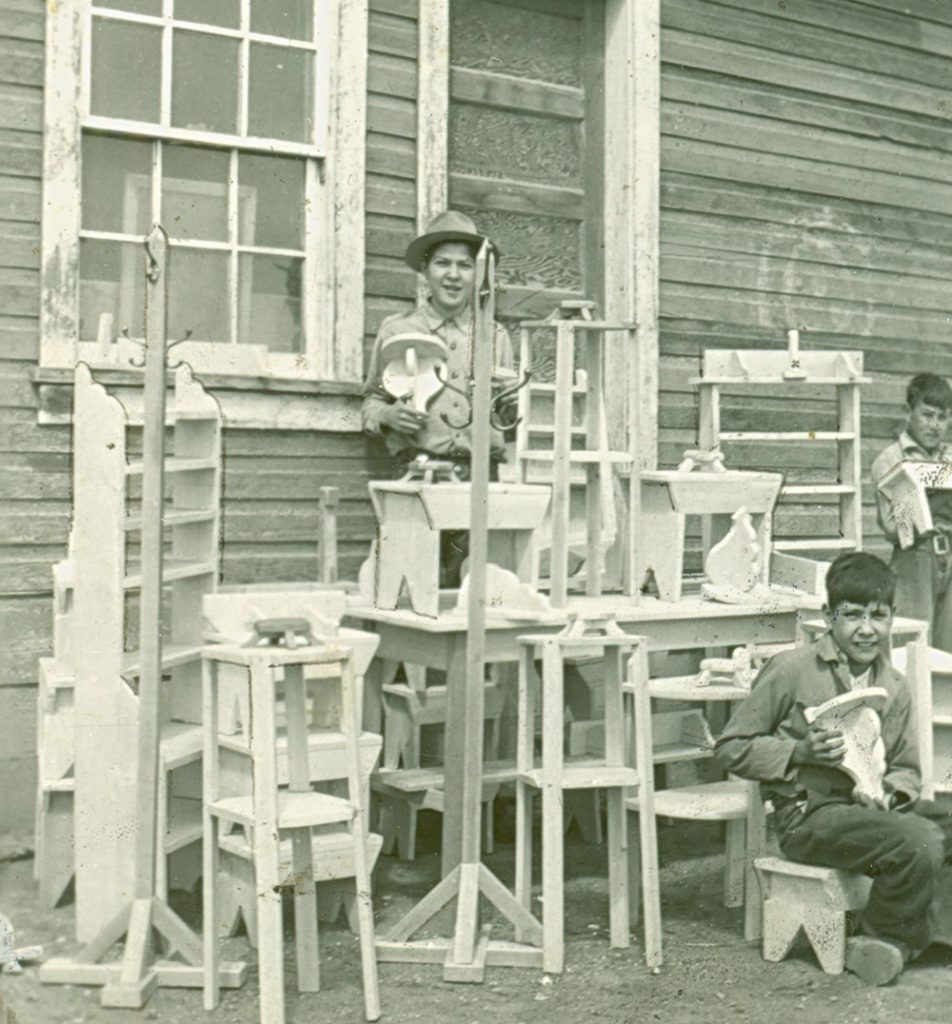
[33,366,365,432]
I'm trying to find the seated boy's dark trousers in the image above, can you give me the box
[778,799,952,951]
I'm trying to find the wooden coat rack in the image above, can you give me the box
[375,243,545,979]
[40,227,245,1006]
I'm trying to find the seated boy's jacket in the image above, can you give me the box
[714,634,920,823]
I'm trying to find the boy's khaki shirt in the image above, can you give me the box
[715,633,921,814]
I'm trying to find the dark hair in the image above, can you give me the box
[420,239,479,270]
[907,373,952,412]
[825,552,896,611]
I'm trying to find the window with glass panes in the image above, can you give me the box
[78,1,329,360]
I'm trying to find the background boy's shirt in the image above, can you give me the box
[715,634,921,814]
[361,300,513,461]
[871,430,952,542]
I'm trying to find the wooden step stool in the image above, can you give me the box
[215,728,384,940]
[372,760,517,862]
[515,617,662,973]
[379,670,507,859]
[755,856,872,974]
[202,640,381,1023]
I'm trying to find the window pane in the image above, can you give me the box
[171,31,239,134]
[97,0,161,15]
[238,154,305,249]
[82,135,153,234]
[90,18,162,122]
[251,0,313,41]
[169,249,230,342]
[248,43,312,143]
[79,239,147,340]
[174,0,240,29]
[162,145,230,242]
[238,254,303,353]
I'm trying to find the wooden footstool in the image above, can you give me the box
[755,856,871,974]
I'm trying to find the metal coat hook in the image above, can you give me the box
[123,326,147,369]
[124,325,193,369]
[144,235,162,284]
[489,368,531,430]
[166,328,193,368]
[435,364,532,431]
[434,363,474,428]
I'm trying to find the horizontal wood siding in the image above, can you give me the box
[0,0,47,832]
[659,0,952,565]
[448,0,589,325]
[365,0,419,368]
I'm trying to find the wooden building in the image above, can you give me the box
[3,0,952,837]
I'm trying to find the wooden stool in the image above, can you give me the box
[515,618,662,973]
[378,671,506,860]
[627,780,765,941]
[368,480,550,617]
[202,642,381,1023]
[755,856,871,974]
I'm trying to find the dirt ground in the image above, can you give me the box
[2,813,952,1024]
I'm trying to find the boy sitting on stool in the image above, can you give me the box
[716,552,952,985]
[871,372,952,651]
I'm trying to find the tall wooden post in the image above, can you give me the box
[375,243,545,979]
[39,227,246,1007]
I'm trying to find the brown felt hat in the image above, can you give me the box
[404,210,501,271]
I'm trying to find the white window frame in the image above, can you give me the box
[40,0,367,385]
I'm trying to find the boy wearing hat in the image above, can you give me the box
[362,211,514,585]
[362,210,514,478]
[871,373,952,651]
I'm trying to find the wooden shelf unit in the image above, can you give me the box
[70,360,222,942]
[693,348,869,555]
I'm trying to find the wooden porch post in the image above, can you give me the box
[603,0,660,470]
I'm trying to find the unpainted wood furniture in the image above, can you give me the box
[63,360,221,942]
[368,479,550,617]
[34,557,76,908]
[376,668,507,860]
[635,454,782,602]
[41,233,240,1007]
[514,303,639,606]
[893,642,952,801]
[34,557,210,914]
[202,587,379,733]
[694,342,868,556]
[623,672,767,942]
[201,588,383,934]
[514,618,661,972]
[755,857,872,974]
[202,642,381,1023]
[350,595,804,878]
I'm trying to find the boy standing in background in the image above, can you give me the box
[871,373,952,651]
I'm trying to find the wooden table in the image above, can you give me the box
[348,593,807,875]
